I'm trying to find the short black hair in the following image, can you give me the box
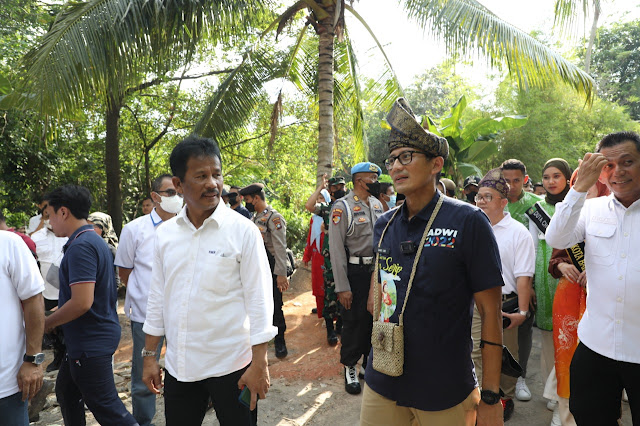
[44,185,92,220]
[142,196,153,203]
[252,190,266,201]
[151,174,173,193]
[596,131,640,154]
[380,182,393,194]
[501,159,526,175]
[170,136,222,181]
[533,182,543,189]
[230,185,241,192]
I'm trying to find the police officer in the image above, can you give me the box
[240,183,289,358]
[329,162,384,395]
[304,174,347,345]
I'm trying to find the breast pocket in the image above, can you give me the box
[200,256,239,295]
[585,222,617,266]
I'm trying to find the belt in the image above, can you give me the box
[502,292,517,301]
[348,256,374,265]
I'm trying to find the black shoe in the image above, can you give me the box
[502,398,514,422]
[275,337,288,359]
[335,317,343,335]
[46,349,64,373]
[344,366,361,394]
[327,328,338,346]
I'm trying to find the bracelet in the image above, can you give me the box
[479,339,503,348]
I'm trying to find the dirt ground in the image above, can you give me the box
[34,265,632,425]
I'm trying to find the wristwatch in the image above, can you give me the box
[24,353,45,365]
[519,310,531,319]
[480,389,501,405]
[141,349,157,357]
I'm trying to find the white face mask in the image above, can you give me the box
[225,203,231,208]
[159,195,183,214]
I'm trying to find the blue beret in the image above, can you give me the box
[350,162,382,177]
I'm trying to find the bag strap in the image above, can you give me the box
[340,199,355,237]
[374,195,444,326]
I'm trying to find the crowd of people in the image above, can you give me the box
[1,97,639,426]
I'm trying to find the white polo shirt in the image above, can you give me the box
[31,227,67,301]
[491,212,535,294]
[143,203,277,382]
[0,231,45,399]
[114,208,164,323]
[546,188,640,363]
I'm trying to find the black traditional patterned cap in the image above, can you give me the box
[328,176,345,186]
[463,175,481,188]
[239,183,265,196]
[386,98,449,160]
[479,168,509,198]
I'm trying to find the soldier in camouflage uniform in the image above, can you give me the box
[240,183,290,359]
[304,174,346,345]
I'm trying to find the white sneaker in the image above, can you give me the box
[547,399,558,411]
[516,376,532,401]
[550,407,561,426]
[344,366,361,394]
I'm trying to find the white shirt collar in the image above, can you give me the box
[176,202,229,231]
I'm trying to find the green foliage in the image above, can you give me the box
[582,19,640,120]
[489,80,640,181]
[426,95,528,184]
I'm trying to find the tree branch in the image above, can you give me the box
[125,68,234,95]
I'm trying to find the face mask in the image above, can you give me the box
[466,192,477,203]
[332,189,346,200]
[225,203,231,208]
[388,195,396,208]
[159,195,183,214]
[245,202,255,213]
[365,181,381,197]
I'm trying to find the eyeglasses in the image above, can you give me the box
[155,189,182,198]
[384,150,428,170]
[474,194,494,203]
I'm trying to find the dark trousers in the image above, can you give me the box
[56,354,138,426]
[164,367,256,426]
[570,342,640,425]
[517,308,535,377]
[266,250,286,337]
[340,263,373,367]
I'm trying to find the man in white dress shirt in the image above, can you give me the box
[115,173,180,426]
[546,131,640,425]
[142,136,276,426]
[472,168,535,421]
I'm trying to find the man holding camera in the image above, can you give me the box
[472,168,535,420]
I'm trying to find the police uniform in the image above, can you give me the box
[240,184,288,354]
[328,163,384,384]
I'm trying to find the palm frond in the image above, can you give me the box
[20,0,270,117]
[402,0,594,101]
[553,0,601,36]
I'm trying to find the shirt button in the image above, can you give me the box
[618,276,624,280]
[621,253,627,258]
[617,297,622,302]
[624,232,629,237]
[616,320,621,324]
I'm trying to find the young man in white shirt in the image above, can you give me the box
[546,131,640,425]
[142,136,276,425]
[472,168,535,421]
[0,231,45,425]
[115,173,180,426]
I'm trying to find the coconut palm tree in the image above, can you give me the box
[552,0,602,72]
[17,0,594,228]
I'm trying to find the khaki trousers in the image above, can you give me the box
[471,304,518,398]
[360,384,480,426]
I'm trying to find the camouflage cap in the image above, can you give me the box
[386,98,449,160]
[328,176,345,186]
[478,168,509,198]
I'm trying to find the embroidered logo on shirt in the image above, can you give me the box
[332,209,343,225]
[353,206,362,212]
[357,217,367,223]
[424,228,458,248]
[591,216,616,225]
[272,217,283,230]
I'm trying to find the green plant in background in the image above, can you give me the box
[422,95,528,185]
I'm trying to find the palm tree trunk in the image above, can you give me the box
[317,14,335,185]
[584,6,600,73]
[105,97,123,235]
